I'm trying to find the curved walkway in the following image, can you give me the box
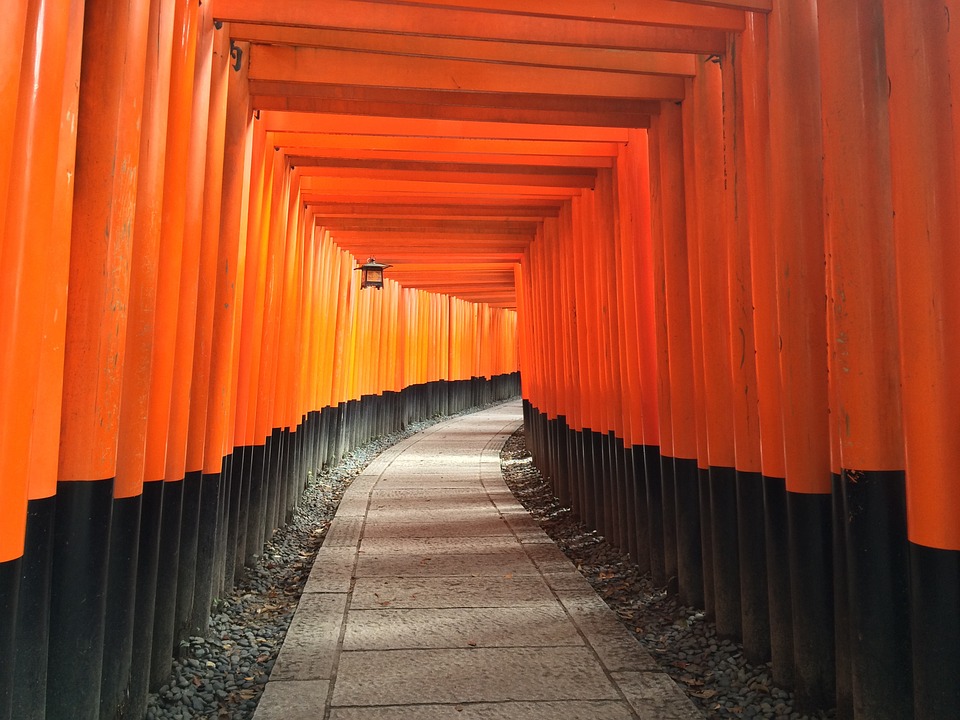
[253,400,702,720]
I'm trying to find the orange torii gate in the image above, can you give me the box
[1,2,958,720]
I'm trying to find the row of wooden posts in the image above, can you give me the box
[0,1,521,718]
[518,4,959,720]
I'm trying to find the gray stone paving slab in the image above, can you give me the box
[270,593,348,681]
[331,647,622,706]
[498,510,542,536]
[524,541,578,574]
[373,476,486,490]
[557,588,661,672]
[358,536,521,556]
[350,575,556,609]
[612,672,705,718]
[303,546,356,593]
[361,507,498,524]
[354,549,538,578]
[373,487,490,499]
[329,700,636,720]
[370,467,479,476]
[366,492,494,512]
[359,517,512,539]
[323,516,364,548]
[342,605,583,650]
[541,570,597,593]
[252,680,331,720]
[335,491,371,517]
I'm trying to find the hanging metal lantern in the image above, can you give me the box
[356,257,391,289]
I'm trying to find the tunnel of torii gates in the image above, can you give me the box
[1,1,959,719]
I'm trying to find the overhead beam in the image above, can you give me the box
[233,25,698,76]
[283,147,616,168]
[274,132,622,157]
[250,83,660,127]
[317,218,539,232]
[290,157,598,177]
[261,112,630,142]
[299,176,582,197]
[250,94,654,128]
[249,46,687,100]
[303,192,567,208]
[213,0,728,53]
[360,0,745,30]
[309,203,560,219]
[291,164,596,189]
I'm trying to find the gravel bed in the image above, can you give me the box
[144,408,486,720]
[499,429,836,720]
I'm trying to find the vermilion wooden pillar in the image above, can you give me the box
[145,0,199,690]
[767,0,835,711]
[183,17,231,638]
[97,1,165,717]
[681,76,714,619]
[740,11,792,689]
[646,122,678,583]
[123,0,175,714]
[571,195,602,532]
[884,2,960,718]
[819,2,911,718]
[616,133,653,571]
[653,108,702,608]
[4,3,77,718]
[227,113,267,590]
[52,0,150,716]
[692,56,741,641]
[723,32,768,666]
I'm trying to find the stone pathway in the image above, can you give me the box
[252,400,703,720]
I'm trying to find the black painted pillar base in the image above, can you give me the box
[175,471,201,644]
[711,465,741,639]
[787,490,835,713]
[674,457,703,608]
[556,417,570,509]
[578,430,595,531]
[149,479,183,691]
[263,429,282,545]
[12,494,55,720]
[832,473,853,720]
[661,454,678,583]
[1,557,21,720]
[129,480,164,720]
[46,479,114,720]
[213,454,231,600]
[842,469,911,720]
[764,476,794,689]
[190,470,222,636]
[244,443,267,566]
[910,542,960,720]
[571,428,587,523]
[100,494,142,720]
[644,445,665,586]
[223,448,246,591]
[588,430,606,534]
[737,469,769,664]
[699,467,715,618]
[620,442,637,562]
[601,432,617,545]
[630,447,650,574]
